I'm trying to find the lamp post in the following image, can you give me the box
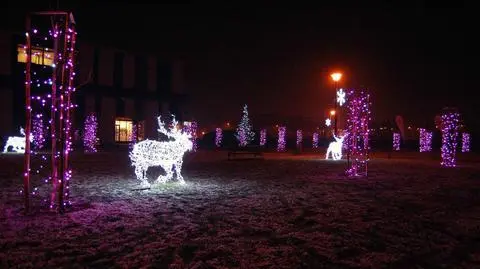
[330,72,342,135]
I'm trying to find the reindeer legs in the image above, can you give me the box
[155,163,174,184]
[134,166,150,187]
[174,160,186,185]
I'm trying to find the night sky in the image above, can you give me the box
[3,2,474,131]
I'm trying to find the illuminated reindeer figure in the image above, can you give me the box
[3,127,33,153]
[325,133,346,160]
[129,116,193,187]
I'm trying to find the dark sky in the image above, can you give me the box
[3,2,475,131]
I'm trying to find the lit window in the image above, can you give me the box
[115,118,133,142]
[17,44,55,66]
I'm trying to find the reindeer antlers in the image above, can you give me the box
[157,115,182,138]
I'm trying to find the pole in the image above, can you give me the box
[58,14,70,213]
[334,81,338,135]
[23,15,32,214]
[50,23,59,209]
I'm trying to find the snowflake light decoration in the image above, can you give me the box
[440,110,460,167]
[277,126,286,152]
[130,115,193,187]
[325,118,331,127]
[337,88,346,106]
[312,132,319,148]
[215,128,223,147]
[3,127,33,153]
[419,128,432,152]
[461,132,470,153]
[326,134,346,160]
[260,129,267,146]
[393,133,400,151]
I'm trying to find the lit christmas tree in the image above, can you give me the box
[235,104,255,147]
[83,114,98,153]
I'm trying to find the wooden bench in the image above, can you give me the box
[227,146,264,160]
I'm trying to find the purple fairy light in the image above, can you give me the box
[277,126,286,152]
[461,132,470,153]
[393,133,400,151]
[215,128,223,147]
[312,132,319,149]
[440,110,460,167]
[419,128,432,152]
[345,89,371,177]
[83,114,98,153]
[260,129,266,146]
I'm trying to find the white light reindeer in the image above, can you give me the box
[3,127,33,153]
[325,133,346,161]
[129,116,193,187]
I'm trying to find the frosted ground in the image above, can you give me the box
[1,150,480,268]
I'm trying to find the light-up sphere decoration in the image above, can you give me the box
[235,104,255,147]
[440,111,460,167]
[259,129,267,146]
[325,118,331,127]
[3,127,32,153]
[277,126,286,152]
[337,88,346,106]
[393,133,400,151]
[130,115,192,187]
[215,127,223,147]
[312,132,319,148]
[83,114,98,153]
[32,114,45,149]
[296,129,303,147]
[345,90,371,177]
[462,133,470,153]
[326,134,346,160]
[419,128,432,152]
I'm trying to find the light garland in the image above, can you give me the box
[440,110,460,167]
[325,118,331,127]
[21,14,78,211]
[83,114,98,153]
[326,134,346,160]
[259,129,266,146]
[277,126,286,152]
[296,129,303,148]
[130,116,193,186]
[461,133,470,153]
[393,132,400,151]
[345,89,371,177]
[215,127,223,147]
[312,132,319,148]
[419,128,432,152]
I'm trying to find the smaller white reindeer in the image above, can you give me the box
[3,127,33,153]
[129,116,193,187]
[326,134,346,161]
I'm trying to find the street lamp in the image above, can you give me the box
[330,72,342,135]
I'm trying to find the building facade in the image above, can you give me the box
[0,29,186,148]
